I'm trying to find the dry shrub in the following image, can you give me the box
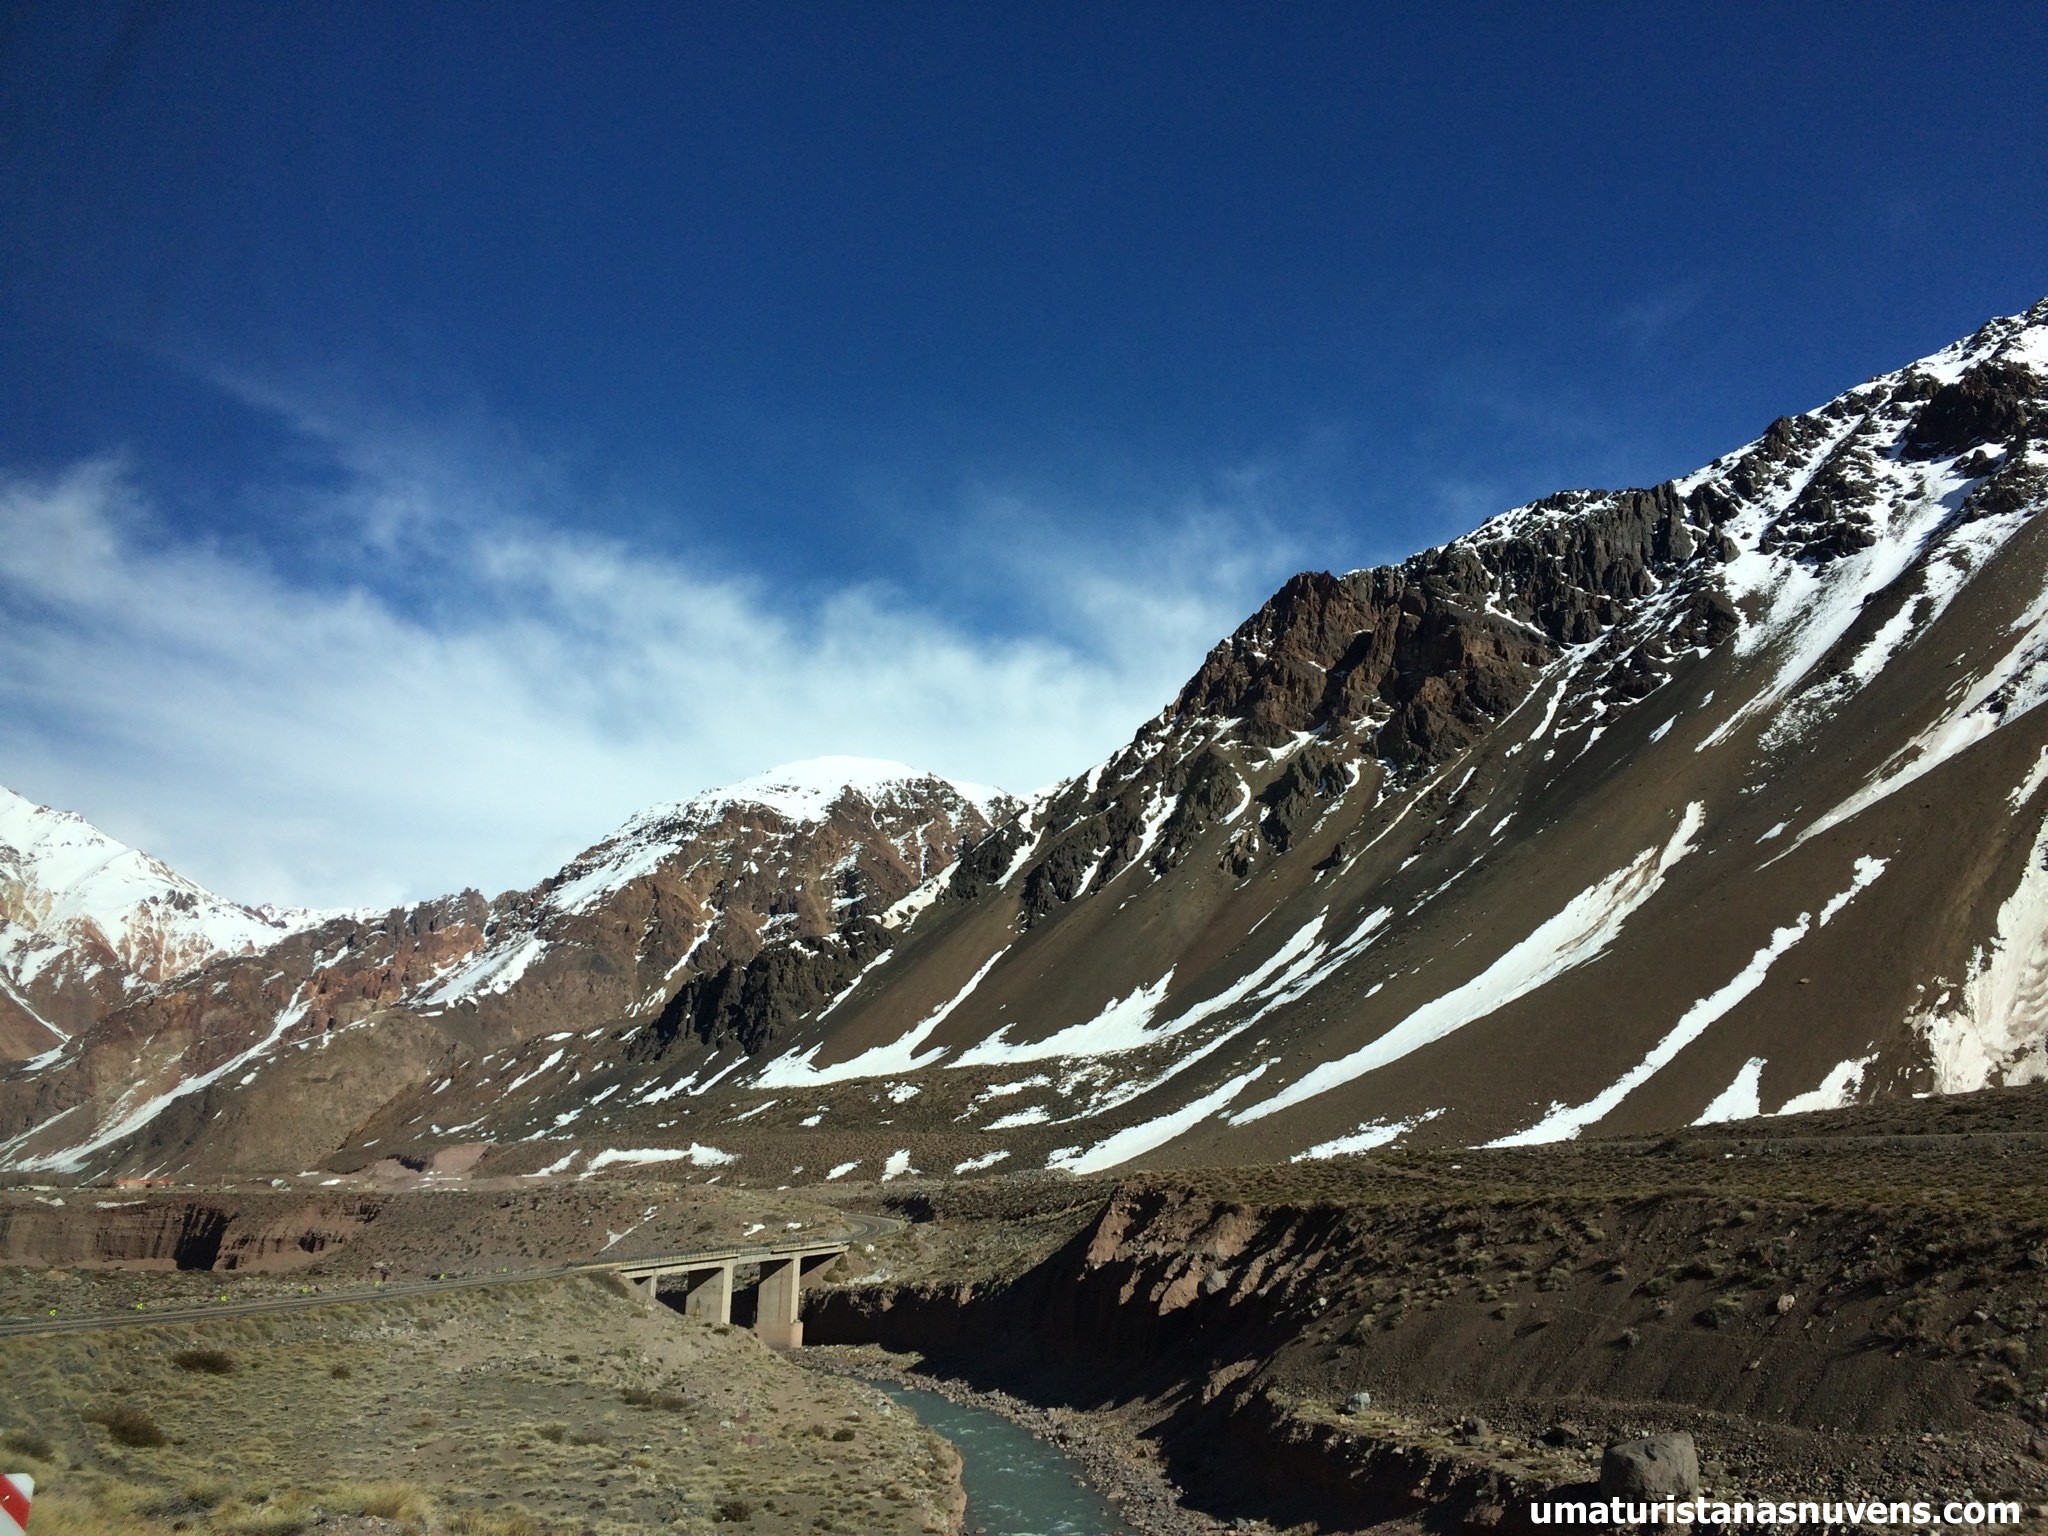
[216,1506,311,1536]
[11,1491,166,1536]
[87,1402,168,1448]
[1,1427,53,1460]
[621,1387,688,1411]
[448,1508,543,1535]
[178,1478,231,1510]
[1980,1371,2024,1405]
[344,1482,433,1522]
[171,1347,236,1375]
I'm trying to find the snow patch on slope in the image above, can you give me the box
[1292,1109,1444,1162]
[1048,1064,1268,1175]
[1695,1058,1767,1124]
[1490,920,1813,1147]
[582,1144,736,1174]
[1489,856,1884,1146]
[952,973,1175,1067]
[1918,808,2048,1092]
[1796,559,2048,848]
[1777,1055,1876,1115]
[1701,453,1976,751]
[1499,860,1875,1146]
[1230,804,1705,1126]
[550,758,1009,917]
[751,948,1010,1088]
[6,982,320,1173]
[700,758,1008,827]
[419,933,547,1008]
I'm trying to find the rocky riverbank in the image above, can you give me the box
[806,1344,1238,1536]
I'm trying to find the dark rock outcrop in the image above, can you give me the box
[1258,746,1346,853]
[1905,360,2041,459]
[1173,479,1720,762]
[634,917,893,1060]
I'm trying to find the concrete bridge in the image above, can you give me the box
[606,1221,884,1348]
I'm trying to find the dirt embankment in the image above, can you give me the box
[806,1168,2048,1534]
[0,1194,366,1270]
[0,1181,846,1280]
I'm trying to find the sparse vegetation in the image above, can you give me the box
[1,1274,954,1535]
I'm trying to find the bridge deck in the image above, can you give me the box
[606,1240,848,1276]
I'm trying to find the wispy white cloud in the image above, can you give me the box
[1611,279,1709,349]
[0,420,1296,910]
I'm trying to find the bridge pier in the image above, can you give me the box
[755,1256,802,1349]
[612,1238,850,1347]
[683,1262,733,1326]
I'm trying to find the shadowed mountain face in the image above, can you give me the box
[7,303,2048,1182]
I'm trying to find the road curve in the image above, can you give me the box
[0,1208,905,1339]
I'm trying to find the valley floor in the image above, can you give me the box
[13,1087,2048,1533]
[0,1273,960,1536]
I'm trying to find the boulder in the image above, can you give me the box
[1344,1391,1373,1414]
[1600,1433,1700,1500]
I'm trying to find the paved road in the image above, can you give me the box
[0,1208,903,1339]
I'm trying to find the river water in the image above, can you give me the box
[869,1381,1129,1536]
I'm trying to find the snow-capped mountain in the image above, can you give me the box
[7,301,2048,1184]
[0,787,322,1059]
[0,761,1010,1175]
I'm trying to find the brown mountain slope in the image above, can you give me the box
[582,298,2048,1181]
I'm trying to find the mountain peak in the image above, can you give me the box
[680,756,1012,826]
[0,785,324,1057]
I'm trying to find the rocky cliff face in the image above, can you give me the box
[8,303,2048,1183]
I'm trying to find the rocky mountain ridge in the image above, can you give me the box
[0,759,1008,1176]
[6,301,2048,1183]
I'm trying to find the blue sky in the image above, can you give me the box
[1,2,2043,908]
